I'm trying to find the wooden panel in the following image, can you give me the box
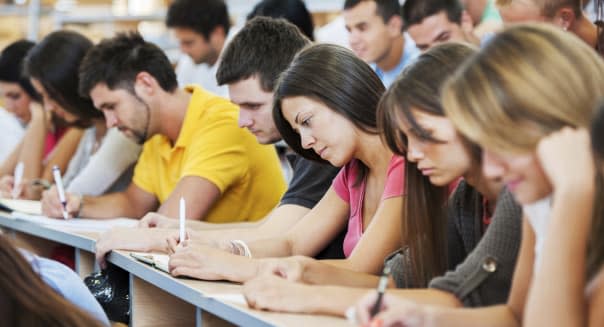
[8,230,58,258]
[131,276,196,327]
[76,249,97,278]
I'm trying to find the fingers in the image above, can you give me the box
[355,291,381,325]
[41,187,64,218]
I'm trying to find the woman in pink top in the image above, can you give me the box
[167,44,405,285]
[0,39,81,199]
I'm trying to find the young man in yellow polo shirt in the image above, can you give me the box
[41,32,286,222]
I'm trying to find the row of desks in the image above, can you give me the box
[0,212,351,327]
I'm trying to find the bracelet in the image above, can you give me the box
[230,240,253,258]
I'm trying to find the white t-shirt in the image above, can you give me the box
[175,55,228,97]
[174,28,239,98]
[0,107,25,162]
[523,196,553,272]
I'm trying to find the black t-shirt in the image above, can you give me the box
[280,153,346,259]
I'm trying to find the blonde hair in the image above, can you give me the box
[443,23,604,154]
[495,0,583,17]
[444,23,604,280]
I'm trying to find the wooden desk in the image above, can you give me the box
[0,212,351,327]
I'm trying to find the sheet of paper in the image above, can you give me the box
[0,199,42,215]
[11,211,138,232]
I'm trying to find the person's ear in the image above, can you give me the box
[208,25,226,45]
[387,15,403,37]
[134,72,157,97]
[555,7,576,31]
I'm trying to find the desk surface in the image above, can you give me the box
[0,211,351,327]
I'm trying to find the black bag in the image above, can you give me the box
[84,263,130,324]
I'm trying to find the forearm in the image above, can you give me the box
[190,205,306,243]
[0,142,21,176]
[301,259,381,287]
[524,189,593,326]
[427,305,519,327]
[81,192,151,219]
[248,238,295,258]
[20,110,47,179]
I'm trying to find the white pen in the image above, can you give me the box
[179,196,186,245]
[51,165,69,219]
[12,161,24,199]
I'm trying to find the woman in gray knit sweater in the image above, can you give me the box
[242,43,522,317]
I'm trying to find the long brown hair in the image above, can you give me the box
[0,236,105,327]
[377,42,477,286]
[443,23,604,281]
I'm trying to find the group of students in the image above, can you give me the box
[1,0,604,326]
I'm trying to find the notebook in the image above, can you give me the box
[130,252,170,273]
[0,199,42,215]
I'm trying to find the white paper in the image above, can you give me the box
[0,199,42,215]
[11,211,138,232]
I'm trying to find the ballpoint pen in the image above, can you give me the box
[370,264,391,317]
[52,165,69,219]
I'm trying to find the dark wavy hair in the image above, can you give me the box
[0,39,40,102]
[25,30,103,127]
[273,43,385,184]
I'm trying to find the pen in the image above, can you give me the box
[370,264,391,318]
[179,196,186,245]
[12,161,24,199]
[51,165,69,219]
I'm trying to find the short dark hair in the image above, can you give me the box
[343,0,401,22]
[79,32,178,98]
[217,17,310,92]
[0,40,40,102]
[273,43,385,183]
[247,0,315,40]
[166,0,230,40]
[25,31,103,126]
[401,0,463,31]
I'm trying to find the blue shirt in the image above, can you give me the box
[21,250,110,326]
[372,33,420,88]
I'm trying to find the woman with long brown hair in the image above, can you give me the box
[356,23,604,327]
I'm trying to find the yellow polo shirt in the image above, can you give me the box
[132,85,286,222]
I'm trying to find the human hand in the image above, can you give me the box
[40,186,81,219]
[354,291,432,327]
[0,175,17,198]
[243,274,317,313]
[95,227,178,269]
[256,255,314,282]
[169,242,258,282]
[139,212,179,228]
[537,127,595,191]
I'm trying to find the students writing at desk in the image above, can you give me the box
[27,31,141,198]
[0,39,80,199]
[354,24,604,327]
[42,32,285,224]
[241,43,521,316]
[165,43,404,282]
[94,18,344,264]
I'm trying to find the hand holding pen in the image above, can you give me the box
[40,166,82,219]
[52,166,69,219]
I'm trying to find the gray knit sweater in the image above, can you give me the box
[388,181,522,307]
